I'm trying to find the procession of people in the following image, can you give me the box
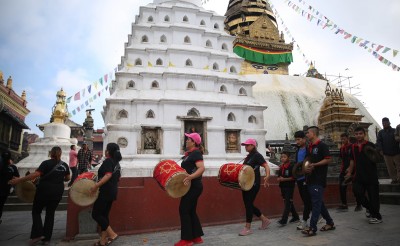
[0,118,398,245]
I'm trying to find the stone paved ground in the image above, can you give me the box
[1,204,399,246]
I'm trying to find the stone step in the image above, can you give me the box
[379,184,400,193]
[379,192,400,205]
[3,202,68,211]
[3,188,70,211]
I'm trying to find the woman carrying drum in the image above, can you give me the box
[9,146,70,245]
[90,143,121,246]
[239,138,271,236]
[175,132,205,246]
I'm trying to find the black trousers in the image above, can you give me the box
[339,173,348,205]
[296,180,311,221]
[179,184,204,240]
[0,194,9,219]
[92,197,114,231]
[68,167,78,187]
[353,182,381,220]
[242,184,261,223]
[31,196,61,241]
[280,186,299,223]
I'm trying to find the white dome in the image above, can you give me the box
[249,74,380,142]
[154,0,202,7]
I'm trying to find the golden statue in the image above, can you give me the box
[51,88,68,123]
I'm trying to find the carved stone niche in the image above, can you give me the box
[225,130,241,153]
[138,126,162,154]
[117,137,128,148]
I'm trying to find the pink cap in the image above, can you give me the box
[241,138,257,146]
[185,133,202,145]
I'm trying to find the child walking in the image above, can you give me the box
[277,152,300,226]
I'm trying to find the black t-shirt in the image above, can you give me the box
[350,141,379,184]
[0,164,20,196]
[340,143,352,174]
[36,159,70,200]
[306,140,331,187]
[98,158,121,201]
[278,162,295,188]
[244,150,266,186]
[181,149,203,187]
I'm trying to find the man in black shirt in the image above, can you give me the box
[349,127,382,224]
[302,126,335,236]
[376,117,400,184]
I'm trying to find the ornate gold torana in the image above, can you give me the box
[225,0,293,75]
[318,83,372,144]
[51,88,68,123]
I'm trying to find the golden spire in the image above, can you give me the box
[21,90,27,101]
[0,70,4,84]
[6,76,12,89]
[51,88,68,123]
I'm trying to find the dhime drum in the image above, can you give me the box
[69,172,99,206]
[218,163,255,191]
[15,181,36,203]
[153,160,190,198]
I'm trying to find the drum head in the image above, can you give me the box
[15,181,36,203]
[238,165,255,191]
[165,172,190,198]
[70,179,98,206]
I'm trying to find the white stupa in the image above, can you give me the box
[18,89,78,175]
[103,0,269,177]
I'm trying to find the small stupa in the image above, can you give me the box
[17,88,78,174]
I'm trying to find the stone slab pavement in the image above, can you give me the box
[1,204,399,246]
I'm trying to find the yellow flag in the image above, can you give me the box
[223,68,227,72]
[94,81,98,90]
[203,65,209,70]
[127,62,133,67]
[148,61,153,67]
[169,61,175,67]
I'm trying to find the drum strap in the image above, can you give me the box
[37,161,63,185]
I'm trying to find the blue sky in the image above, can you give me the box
[1,0,399,136]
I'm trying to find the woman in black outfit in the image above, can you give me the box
[9,146,70,245]
[175,132,205,246]
[90,143,121,246]
[239,138,271,236]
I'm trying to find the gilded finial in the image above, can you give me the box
[0,70,4,84]
[51,88,68,123]
[6,76,12,89]
[21,90,26,101]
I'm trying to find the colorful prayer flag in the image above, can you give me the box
[88,85,92,94]
[66,96,72,103]
[99,78,103,86]
[104,74,108,83]
[74,92,80,101]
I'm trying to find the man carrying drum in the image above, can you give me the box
[238,138,271,236]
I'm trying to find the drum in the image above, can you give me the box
[153,160,190,198]
[15,181,36,203]
[218,163,255,191]
[69,172,99,206]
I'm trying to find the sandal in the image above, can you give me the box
[320,224,336,232]
[107,235,119,245]
[93,241,106,246]
[301,228,316,237]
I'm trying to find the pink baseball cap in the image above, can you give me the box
[185,133,202,145]
[241,138,257,146]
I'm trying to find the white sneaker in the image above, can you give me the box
[296,220,307,230]
[369,218,382,224]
